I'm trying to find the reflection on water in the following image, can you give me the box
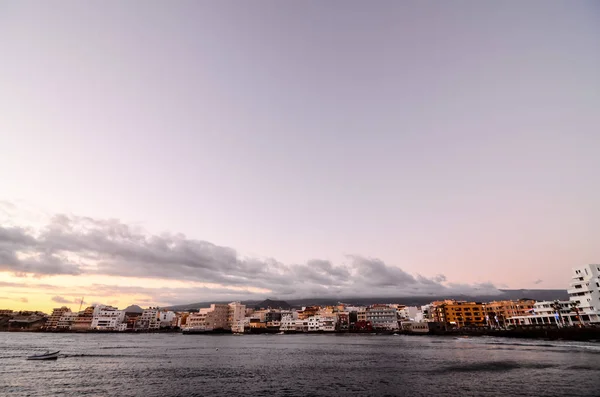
[1,333,599,396]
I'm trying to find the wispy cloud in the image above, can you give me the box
[51,296,72,304]
[0,202,500,302]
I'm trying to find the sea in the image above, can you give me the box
[1,333,599,397]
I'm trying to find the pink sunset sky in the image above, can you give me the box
[0,2,598,312]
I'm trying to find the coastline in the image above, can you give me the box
[3,327,600,342]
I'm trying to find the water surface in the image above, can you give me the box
[1,333,599,396]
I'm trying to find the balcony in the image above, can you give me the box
[568,285,592,295]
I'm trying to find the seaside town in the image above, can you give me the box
[2,264,600,336]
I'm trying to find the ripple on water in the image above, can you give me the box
[1,334,600,397]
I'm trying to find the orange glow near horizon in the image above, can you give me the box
[0,272,270,313]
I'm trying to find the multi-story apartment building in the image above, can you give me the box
[433,301,486,327]
[367,305,398,330]
[228,302,246,332]
[265,310,282,327]
[396,306,420,321]
[484,299,535,325]
[280,311,298,332]
[307,316,320,331]
[71,306,94,331]
[419,304,435,322]
[507,300,572,326]
[91,305,126,330]
[568,264,600,324]
[136,308,159,330]
[46,306,71,330]
[158,311,177,328]
[298,306,319,320]
[337,313,349,331]
[508,265,600,326]
[56,311,79,330]
[357,309,367,322]
[320,315,337,332]
[294,318,309,332]
[185,304,229,331]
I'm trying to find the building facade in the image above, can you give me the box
[507,300,572,326]
[485,299,535,326]
[567,264,600,324]
[71,306,94,331]
[228,302,246,332]
[433,301,486,327]
[46,306,71,330]
[367,305,398,330]
[185,304,229,331]
[91,305,126,330]
[57,311,79,330]
[136,308,159,330]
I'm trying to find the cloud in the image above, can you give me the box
[0,281,59,290]
[0,202,501,302]
[51,296,72,304]
[19,297,28,303]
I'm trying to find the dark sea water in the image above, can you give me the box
[1,333,599,397]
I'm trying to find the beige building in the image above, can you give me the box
[228,302,246,332]
[401,321,429,333]
[46,306,71,330]
[186,304,229,331]
[71,306,94,331]
[57,311,79,330]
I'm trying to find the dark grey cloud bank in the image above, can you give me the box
[0,212,499,299]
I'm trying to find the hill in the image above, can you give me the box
[124,305,144,313]
[165,289,568,311]
[253,299,292,310]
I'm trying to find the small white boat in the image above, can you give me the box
[27,350,60,360]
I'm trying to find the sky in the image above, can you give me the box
[1,1,599,313]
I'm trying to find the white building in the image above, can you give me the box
[307,316,321,331]
[419,304,436,322]
[136,308,160,330]
[397,306,420,321]
[91,305,126,330]
[319,315,337,332]
[280,311,299,332]
[509,265,600,326]
[158,311,176,327]
[57,311,79,330]
[46,306,71,330]
[294,319,309,332]
[401,321,429,333]
[367,306,399,330]
[567,264,600,324]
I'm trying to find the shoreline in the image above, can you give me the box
[3,327,600,342]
